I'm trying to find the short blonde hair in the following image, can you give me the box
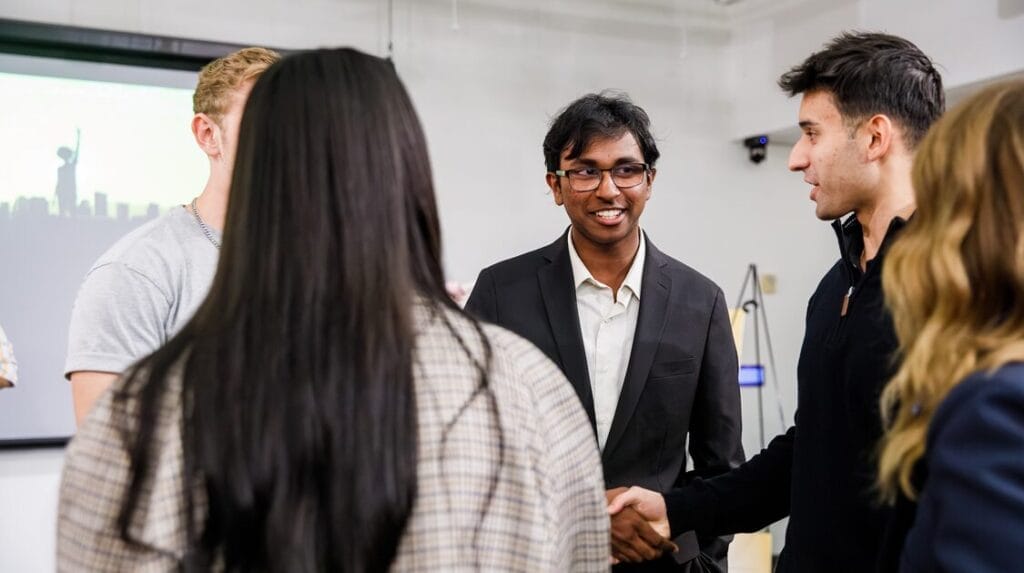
[193,47,280,121]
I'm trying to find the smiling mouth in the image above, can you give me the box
[594,209,625,220]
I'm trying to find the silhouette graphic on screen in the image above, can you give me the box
[55,128,81,218]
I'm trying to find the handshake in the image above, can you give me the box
[605,486,674,564]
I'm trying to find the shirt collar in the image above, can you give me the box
[567,228,646,300]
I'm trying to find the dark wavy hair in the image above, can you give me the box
[778,31,944,148]
[542,91,660,172]
[114,48,495,571]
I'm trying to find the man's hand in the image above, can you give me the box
[605,487,678,564]
[607,486,671,539]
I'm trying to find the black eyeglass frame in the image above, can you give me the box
[552,162,652,193]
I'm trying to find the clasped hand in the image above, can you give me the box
[605,486,676,564]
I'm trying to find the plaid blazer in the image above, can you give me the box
[58,303,610,571]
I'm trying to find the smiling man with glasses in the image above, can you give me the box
[466,91,744,572]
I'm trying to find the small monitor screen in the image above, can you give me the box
[739,364,765,387]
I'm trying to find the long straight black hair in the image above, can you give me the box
[113,48,492,571]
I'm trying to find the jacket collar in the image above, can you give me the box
[538,229,596,431]
[831,213,910,274]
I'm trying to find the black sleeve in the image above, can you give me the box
[464,268,498,323]
[667,424,795,537]
[665,285,822,538]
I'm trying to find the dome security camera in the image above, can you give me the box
[744,135,769,164]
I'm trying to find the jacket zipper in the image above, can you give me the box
[840,285,855,317]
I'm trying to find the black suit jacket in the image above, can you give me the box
[466,230,744,571]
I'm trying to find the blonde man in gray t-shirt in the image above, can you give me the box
[65,47,279,425]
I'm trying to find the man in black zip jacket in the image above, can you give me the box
[607,32,944,573]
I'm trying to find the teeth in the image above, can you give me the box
[596,209,623,218]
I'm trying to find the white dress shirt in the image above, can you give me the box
[568,229,646,451]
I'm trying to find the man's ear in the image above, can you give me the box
[191,113,221,158]
[864,114,894,162]
[646,167,656,198]
[546,172,565,206]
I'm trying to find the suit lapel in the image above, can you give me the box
[537,232,597,431]
[602,237,671,461]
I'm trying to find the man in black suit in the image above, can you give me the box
[465,92,744,571]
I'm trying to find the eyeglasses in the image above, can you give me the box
[553,162,650,193]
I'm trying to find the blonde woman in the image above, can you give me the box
[878,81,1024,572]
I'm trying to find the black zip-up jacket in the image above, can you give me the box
[664,215,906,572]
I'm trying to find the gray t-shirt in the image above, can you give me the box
[64,205,220,377]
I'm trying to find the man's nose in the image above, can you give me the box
[788,140,809,172]
[594,171,621,199]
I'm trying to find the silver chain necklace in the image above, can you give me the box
[189,198,221,250]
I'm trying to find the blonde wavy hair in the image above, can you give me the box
[878,80,1024,502]
[193,47,280,122]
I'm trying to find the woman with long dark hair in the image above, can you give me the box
[57,48,608,571]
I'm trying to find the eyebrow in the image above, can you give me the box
[798,120,819,129]
[566,156,643,167]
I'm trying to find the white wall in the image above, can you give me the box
[729,0,1024,140]
[0,448,63,572]
[2,0,1023,567]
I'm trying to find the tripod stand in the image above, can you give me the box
[732,263,787,450]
